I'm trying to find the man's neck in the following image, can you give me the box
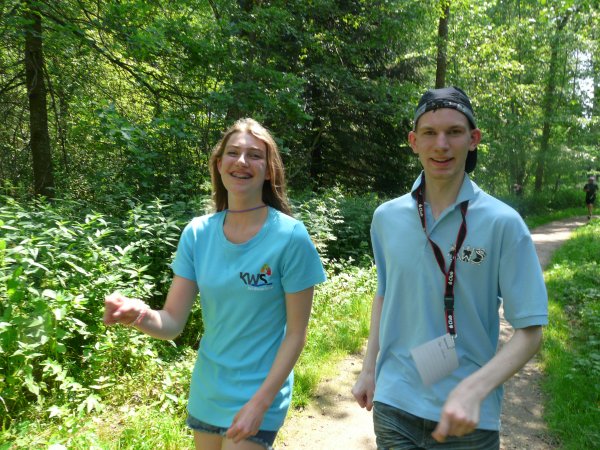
[424,173,465,219]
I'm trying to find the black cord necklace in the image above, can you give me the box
[226,204,267,213]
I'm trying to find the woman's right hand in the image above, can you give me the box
[103,292,147,326]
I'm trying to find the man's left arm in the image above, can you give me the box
[432,325,543,442]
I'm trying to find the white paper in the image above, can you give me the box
[410,333,459,386]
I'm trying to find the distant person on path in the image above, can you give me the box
[352,87,548,450]
[584,175,598,220]
[104,118,326,450]
[512,183,523,197]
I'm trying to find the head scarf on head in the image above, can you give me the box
[414,86,478,173]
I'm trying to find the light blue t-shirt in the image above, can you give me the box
[371,173,548,431]
[171,207,326,430]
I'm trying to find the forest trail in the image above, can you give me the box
[278,216,588,449]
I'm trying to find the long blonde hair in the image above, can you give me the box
[209,118,292,216]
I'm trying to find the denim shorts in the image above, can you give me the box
[186,414,278,450]
[373,401,499,450]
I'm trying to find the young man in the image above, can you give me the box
[584,175,598,220]
[352,87,548,449]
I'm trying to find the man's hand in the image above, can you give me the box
[431,385,480,442]
[351,371,376,411]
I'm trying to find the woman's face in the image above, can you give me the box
[217,131,270,200]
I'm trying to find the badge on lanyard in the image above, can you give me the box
[410,333,459,386]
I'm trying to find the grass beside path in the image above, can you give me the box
[541,218,600,449]
[522,207,582,228]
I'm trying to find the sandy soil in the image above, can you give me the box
[277,217,588,449]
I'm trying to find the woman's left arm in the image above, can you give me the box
[226,287,314,443]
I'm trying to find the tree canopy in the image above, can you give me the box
[1,0,598,203]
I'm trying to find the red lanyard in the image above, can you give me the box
[415,180,468,337]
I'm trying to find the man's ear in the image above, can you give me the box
[470,128,482,149]
[408,130,418,154]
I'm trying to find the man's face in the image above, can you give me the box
[409,108,481,184]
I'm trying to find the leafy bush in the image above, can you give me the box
[291,191,343,261]
[0,196,201,428]
[500,188,582,218]
[292,188,379,265]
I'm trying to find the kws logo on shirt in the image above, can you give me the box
[240,263,274,290]
[450,244,487,265]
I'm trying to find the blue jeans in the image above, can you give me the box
[373,402,499,450]
[186,415,278,450]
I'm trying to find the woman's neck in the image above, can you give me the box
[223,204,269,244]
[227,204,267,213]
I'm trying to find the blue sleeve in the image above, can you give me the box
[499,225,548,328]
[171,221,197,282]
[371,210,387,297]
[281,222,326,293]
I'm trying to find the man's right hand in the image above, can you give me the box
[351,371,376,411]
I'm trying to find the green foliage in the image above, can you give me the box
[2,385,195,449]
[542,219,600,449]
[450,0,599,193]
[293,188,379,264]
[3,1,599,199]
[285,262,376,408]
[498,187,583,220]
[0,195,198,430]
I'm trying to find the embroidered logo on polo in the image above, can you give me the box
[239,263,274,290]
[449,245,487,265]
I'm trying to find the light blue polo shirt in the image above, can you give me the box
[171,207,326,430]
[371,173,548,431]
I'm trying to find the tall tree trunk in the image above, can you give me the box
[534,14,570,193]
[24,2,54,198]
[308,114,324,191]
[435,1,450,88]
[592,33,600,151]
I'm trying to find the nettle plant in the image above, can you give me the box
[292,188,378,265]
[0,196,187,427]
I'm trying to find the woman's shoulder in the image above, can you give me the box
[269,209,316,244]
[183,211,223,234]
[270,208,305,231]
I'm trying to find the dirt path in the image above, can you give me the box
[278,217,588,449]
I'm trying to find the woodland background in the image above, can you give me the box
[2,0,599,202]
[1,0,599,448]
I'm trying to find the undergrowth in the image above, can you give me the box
[541,219,600,449]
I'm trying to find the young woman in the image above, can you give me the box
[104,118,326,450]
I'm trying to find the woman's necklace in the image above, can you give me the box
[226,204,267,213]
